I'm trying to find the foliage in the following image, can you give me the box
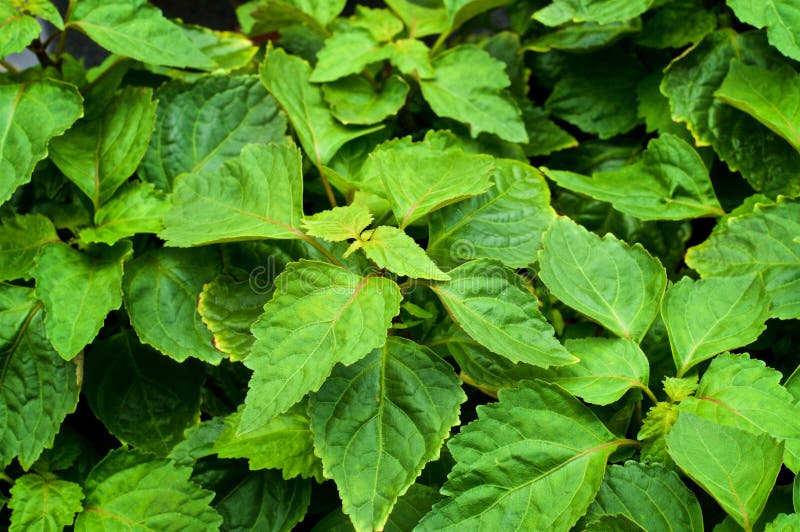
[1,0,799,530]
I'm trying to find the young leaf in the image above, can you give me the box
[385,38,435,78]
[0,80,83,205]
[8,473,83,532]
[32,241,133,360]
[349,6,403,41]
[175,23,258,72]
[538,216,668,342]
[419,46,527,143]
[543,134,724,220]
[0,3,41,58]
[661,275,769,376]
[67,0,213,69]
[663,376,699,403]
[430,259,577,368]
[83,330,205,456]
[0,286,80,469]
[260,45,382,166]
[241,261,402,430]
[666,413,783,530]
[533,0,651,25]
[323,75,409,126]
[74,448,222,530]
[123,247,225,364]
[49,87,157,208]
[417,381,633,530]
[685,197,800,319]
[361,226,450,280]
[0,214,58,282]
[310,30,390,83]
[726,0,800,61]
[309,337,465,532]
[79,181,169,245]
[302,203,373,242]
[584,462,704,532]
[638,401,678,465]
[384,0,447,37]
[427,159,555,268]
[161,142,305,246]
[215,404,323,481]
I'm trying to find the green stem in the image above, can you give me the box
[430,31,450,56]
[0,472,13,484]
[299,233,344,267]
[640,385,659,405]
[316,164,338,209]
[0,59,19,73]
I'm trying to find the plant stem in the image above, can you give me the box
[640,385,659,405]
[299,232,344,267]
[0,472,13,484]
[0,59,19,73]
[317,164,338,209]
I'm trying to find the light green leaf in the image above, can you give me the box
[662,275,769,376]
[766,513,800,531]
[427,159,555,269]
[685,197,800,319]
[538,216,668,342]
[0,80,83,205]
[323,75,409,126]
[140,74,286,192]
[84,330,205,455]
[215,404,323,481]
[32,241,132,360]
[241,261,401,430]
[666,413,783,530]
[311,30,390,83]
[13,0,63,29]
[679,353,800,472]
[74,448,222,531]
[584,461,704,532]
[550,337,650,405]
[638,401,678,465]
[123,247,224,364]
[430,259,577,368]
[635,0,716,49]
[417,381,631,530]
[349,6,403,41]
[0,214,57,282]
[0,4,40,58]
[361,226,449,280]
[584,514,645,531]
[533,0,652,26]
[420,45,527,143]
[371,135,494,227]
[79,181,169,245]
[260,45,382,166]
[240,0,328,36]
[168,417,226,467]
[302,203,373,242]
[0,286,80,469]
[309,337,465,532]
[385,38,434,78]
[715,62,800,151]
[161,143,304,246]
[178,23,257,71]
[543,134,724,220]
[664,375,699,402]
[9,473,83,532]
[727,0,800,61]
[443,0,512,34]
[524,19,642,52]
[384,0,447,37]
[67,0,212,69]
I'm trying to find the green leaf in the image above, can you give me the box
[123,247,225,363]
[661,275,769,376]
[8,473,83,532]
[309,337,465,532]
[79,181,169,245]
[664,375,699,402]
[417,381,631,530]
[538,216,668,342]
[74,448,222,530]
[519,101,578,157]
[32,241,132,360]
[419,45,527,143]
[0,4,41,58]
[215,470,311,532]
[715,62,800,151]
[727,0,800,61]
[638,401,678,465]
[161,143,305,246]
[385,38,435,78]
[635,0,716,49]
[685,197,800,319]
[49,87,157,208]
[430,259,577,368]
[13,0,63,29]
[543,134,724,220]
[177,23,258,71]
[260,45,382,166]
[442,0,512,34]
[349,6,403,41]
[241,260,401,429]
[384,0,447,37]
[427,159,555,268]
[215,404,323,482]
[302,203,373,242]
[533,0,652,26]
[67,0,212,69]
[0,214,57,282]
[766,513,800,531]
[0,80,83,205]
[550,337,650,405]
[84,330,205,455]
[666,413,783,530]
[360,226,449,280]
[140,74,286,192]
[584,461,704,532]
[168,417,226,467]
[584,514,645,531]
[371,135,495,227]
[0,286,80,469]
[678,353,800,472]
[323,75,409,126]
[311,30,390,83]
[524,19,642,52]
